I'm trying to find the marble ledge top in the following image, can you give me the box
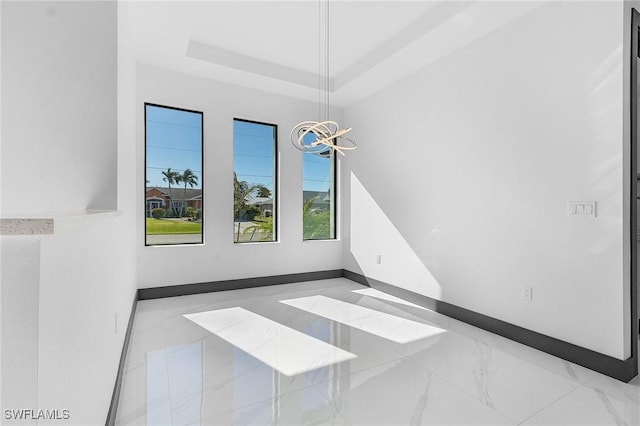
[0,210,122,236]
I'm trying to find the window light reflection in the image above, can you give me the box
[280,295,446,344]
[183,307,356,376]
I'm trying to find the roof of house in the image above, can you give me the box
[146,186,202,200]
[303,191,330,203]
[247,197,272,206]
[146,187,169,196]
[146,188,327,203]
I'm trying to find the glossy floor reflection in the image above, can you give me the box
[116,278,640,425]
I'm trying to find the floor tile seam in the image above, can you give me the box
[114,361,149,423]
[278,303,381,323]
[328,356,412,383]
[113,374,141,424]
[449,350,587,423]
[429,324,592,389]
[581,375,615,390]
[580,375,640,404]
[444,317,601,386]
[272,304,402,339]
[131,322,166,332]
[306,380,354,426]
[415,363,520,424]
[503,351,594,386]
[354,307,446,325]
[195,381,350,425]
[416,359,515,421]
[458,331,594,386]
[296,357,415,412]
[196,364,340,417]
[513,382,585,426]
[354,295,451,324]
[159,327,178,426]
[282,292,429,316]
[118,330,152,401]
[113,407,146,426]
[196,390,290,420]
[275,305,440,342]
[121,361,145,375]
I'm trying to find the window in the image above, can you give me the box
[145,103,203,246]
[233,119,277,243]
[303,138,336,240]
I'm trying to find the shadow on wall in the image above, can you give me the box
[349,172,442,299]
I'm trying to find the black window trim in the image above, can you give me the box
[144,102,205,247]
[233,117,279,244]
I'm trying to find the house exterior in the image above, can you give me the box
[146,186,202,217]
[247,197,273,217]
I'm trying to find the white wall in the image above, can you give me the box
[1,1,117,214]
[1,238,40,425]
[1,1,137,424]
[135,65,343,288]
[37,219,135,425]
[342,1,630,360]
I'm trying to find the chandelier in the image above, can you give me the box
[290,0,357,157]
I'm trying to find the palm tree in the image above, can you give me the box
[162,168,179,216]
[179,169,198,216]
[233,172,261,241]
[243,216,274,242]
[234,173,258,217]
[257,186,271,198]
[303,196,331,239]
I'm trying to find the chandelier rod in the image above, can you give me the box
[289,0,357,157]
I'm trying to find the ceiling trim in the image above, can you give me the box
[333,1,474,91]
[186,39,327,91]
[186,2,476,96]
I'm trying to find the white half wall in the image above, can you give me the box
[134,64,343,287]
[342,1,630,360]
[37,218,135,425]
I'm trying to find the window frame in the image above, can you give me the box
[232,117,279,244]
[144,102,204,247]
[302,147,337,241]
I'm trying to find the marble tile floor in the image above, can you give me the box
[116,278,640,425]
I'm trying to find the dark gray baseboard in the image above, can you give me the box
[105,294,138,426]
[137,269,344,300]
[342,270,636,382]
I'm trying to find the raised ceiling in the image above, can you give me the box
[120,1,543,106]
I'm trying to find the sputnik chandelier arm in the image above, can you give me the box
[290,0,357,157]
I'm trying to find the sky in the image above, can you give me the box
[146,105,333,195]
[146,104,203,189]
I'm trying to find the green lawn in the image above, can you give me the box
[146,218,202,234]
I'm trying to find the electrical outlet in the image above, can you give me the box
[521,286,532,301]
[376,254,382,264]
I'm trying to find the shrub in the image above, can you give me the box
[151,208,166,219]
[242,206,261,221]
